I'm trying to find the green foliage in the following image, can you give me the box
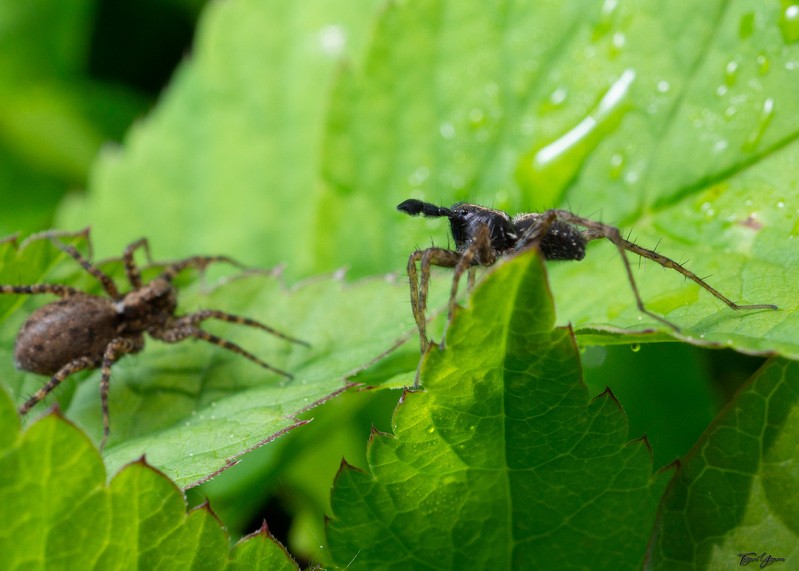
[1,0,798,567]
[328,250,671,568]
[59,0,382,275]
[0,387,298,569]
[59,0,796,358]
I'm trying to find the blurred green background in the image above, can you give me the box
[1,0,788,566]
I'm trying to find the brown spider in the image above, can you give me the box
[1,231,308,448]
[398,199,777,376]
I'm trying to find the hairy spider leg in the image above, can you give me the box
[407,247,462,357]
[467,268,477,291]
[181,309,309,347]
[45,236,122,299]
[99,336,145,449]
[158,255,248,282]
[621,240,777,311]
[519,209,777,330]
[0,284,82,297]
[152,314,295,379]
[122,238,153,289]
[18,355,98,417]
[445,224,496,347]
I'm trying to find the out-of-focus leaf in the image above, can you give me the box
[646,357,799,569]
[0,0,91,79]
[0,0,147,234]
[58,0,381,275]
[0,386,299,569]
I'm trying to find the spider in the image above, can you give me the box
[1,231,308,448]
[398,199,777,368]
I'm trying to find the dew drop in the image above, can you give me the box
[439,122,455,139]
[595,0,619,36]
[743,97,775,151]
[724,59,739,86]
[630,343,641,353]
[624,169,640,185]
[408,166,429,186]
[468,107,485,125]
[318,25,347,57]
[609,152,625,179]
[657,80,670,93]
[550,87,568,106]
[517,69,635,201]
[611,32,626,53]
[781,4,799,43]
[757,53,770,75]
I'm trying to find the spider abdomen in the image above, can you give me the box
[513,215,586,261]
[14,295,126,375]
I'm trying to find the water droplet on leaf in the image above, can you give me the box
[743,97,775,151]
[780,4,799,43]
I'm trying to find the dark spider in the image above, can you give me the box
[1,232,308,448]
[398,199,777,371]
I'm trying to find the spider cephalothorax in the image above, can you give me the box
[398,199,777,378]
[3,233,307,448]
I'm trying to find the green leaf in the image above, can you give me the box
[0,386,299,569]
[317,0,794,352]
[646,357,799,569]
[581,343,718,469]
[229,524,299,571]
[58,0,797,359]
[326,250,671,569]
[0,233,420,489]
